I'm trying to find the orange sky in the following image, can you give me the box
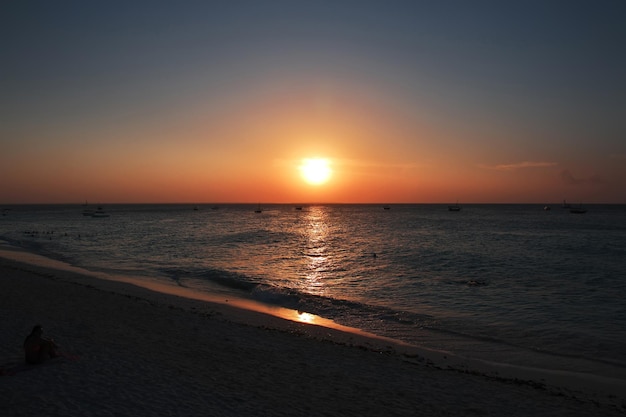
[2,2,625,204]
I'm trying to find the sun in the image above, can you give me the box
[299,158,332,185]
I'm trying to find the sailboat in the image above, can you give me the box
[254,203,263,213]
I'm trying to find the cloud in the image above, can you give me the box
[479,161,557,171]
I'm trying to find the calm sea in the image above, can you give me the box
[2,203,625,379]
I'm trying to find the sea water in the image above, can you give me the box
[2,204,625,378]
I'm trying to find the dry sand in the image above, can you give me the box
[1,250,624,416]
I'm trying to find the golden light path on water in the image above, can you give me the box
[299,206,329,296]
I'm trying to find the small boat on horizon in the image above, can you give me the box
[448,201,461,211]
[91,206,110,218]
[254,203,263,213]
[570,203,587,214]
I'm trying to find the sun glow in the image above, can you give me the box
[299,158,332,185]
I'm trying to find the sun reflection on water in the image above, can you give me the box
[296,311,315,323]
[302,206,330,295]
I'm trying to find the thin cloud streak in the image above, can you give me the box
[479,161,558,171]
[333,158,423,177]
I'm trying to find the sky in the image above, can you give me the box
[1,0,625,204]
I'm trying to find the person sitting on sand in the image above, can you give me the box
[23,325,59,364]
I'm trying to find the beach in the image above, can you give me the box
[1,251,624,417]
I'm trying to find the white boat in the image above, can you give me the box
[91,207,110,218]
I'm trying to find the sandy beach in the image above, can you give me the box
[1,250,624,416]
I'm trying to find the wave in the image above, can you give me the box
[159,266,260,292]
[163,265,437,328]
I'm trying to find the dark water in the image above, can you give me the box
[2,203,625,378]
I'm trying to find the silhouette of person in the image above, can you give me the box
[23,325,59,364]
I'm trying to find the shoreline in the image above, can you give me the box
[1,246,625,415]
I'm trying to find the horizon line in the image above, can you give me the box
[1,201,622,206]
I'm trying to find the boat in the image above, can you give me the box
[383,206,391,210]
[543,206,551,211]
[561,199,571,209]
[254,204,263,213]
[295,206,303,211]
[448,201,461,211]
[570,204,587,214]
[91,206,110,218]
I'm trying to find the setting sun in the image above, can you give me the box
[299,158,332,185]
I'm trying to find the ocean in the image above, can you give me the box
[2,203,625,380]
